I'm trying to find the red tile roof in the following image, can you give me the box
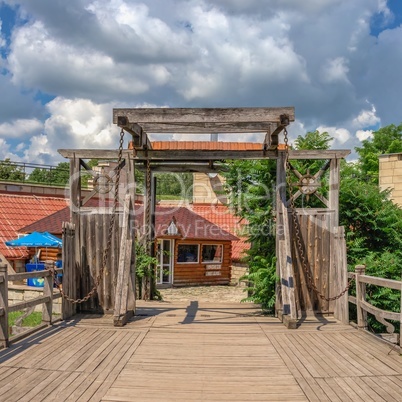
[0,194,68,259]
[190,205,249,262]
[20,204,238,243]
[151,141,263,151]
[21,208,69,235]
[159,204,249,262]
[20,198,116,235]
[136,205,239,241]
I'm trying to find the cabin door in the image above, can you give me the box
[156,239,173,285]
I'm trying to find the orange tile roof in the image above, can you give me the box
[0,194,67,259]
[151,141,263,151]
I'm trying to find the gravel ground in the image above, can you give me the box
[159,284,249,303]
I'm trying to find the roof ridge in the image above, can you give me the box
[0,193,66,200]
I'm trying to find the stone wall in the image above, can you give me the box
[192,173,227,204]
[8,285,62,314]
[231,262,249,286]
[379,153,402,206]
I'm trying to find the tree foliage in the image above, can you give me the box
[29,162,70,186]
[0,159,25,181]
[355,124,402,184]
[155,172,193,199]
[223,127,402,324]
[224,159,277,308]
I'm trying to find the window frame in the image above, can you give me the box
[176,243,200,264]
[201,244,223,264]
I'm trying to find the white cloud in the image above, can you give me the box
[356,129,374,141]
[0,138,21,161]
[0,0,401,164]
[0,20,6,49]
[44,97,118,151]
[321,57,350,84]
[0,118,43,138]
[317,126,351,145]
[352,104,381,128]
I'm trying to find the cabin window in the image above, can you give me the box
[177,244,199,263]
[202,244,223,263]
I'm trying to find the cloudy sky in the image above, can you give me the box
[0,0,401,164]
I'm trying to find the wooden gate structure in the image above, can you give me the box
[58,107,350,326]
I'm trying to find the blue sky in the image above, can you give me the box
[1,0,402,164]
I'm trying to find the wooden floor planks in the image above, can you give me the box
[0,301,400,401]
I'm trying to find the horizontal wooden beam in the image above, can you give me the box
[59,149,275,160]
[113,107,295,132]
[359,274,402,291]
[133,122,287,133]
[287,150,350,159]
[59,148,350,161]
[139,164,229,173]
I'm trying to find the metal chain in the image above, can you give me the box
[283,128,353,301]
[145,159,151,240]
[53,128,125,304]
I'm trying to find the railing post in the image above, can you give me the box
[0,264,9,348]
[42,261,53,325]
[355,264,367,329]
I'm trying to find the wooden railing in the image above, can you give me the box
[0,263,63,348]
[348,264,402,349]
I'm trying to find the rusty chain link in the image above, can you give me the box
[145,159,151,241]
[51,128,125,304]
[283,128,353,301]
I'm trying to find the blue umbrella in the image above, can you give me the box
[5,231,62,248]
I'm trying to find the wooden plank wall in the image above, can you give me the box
[290,210,332,314]
[78,212,122,313]
[173,240,232,286]
[29,247,61,262]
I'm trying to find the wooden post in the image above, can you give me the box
[150,175,157,299]
[400,278,402,350]
[276,151,297,322]
[333,227,349,324]
[62,222,77,320]
[42,261,53,325]
[70,155,82,312]
[113,194,134,326]
[355,264,367,329]
[127,155,136,313]
[142,163,152,301]
[275,153,285,315]
[0,264,9,348]
[329,158,340,226]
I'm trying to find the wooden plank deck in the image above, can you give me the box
[0,301,400,401]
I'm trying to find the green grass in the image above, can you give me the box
[8,311,43,327]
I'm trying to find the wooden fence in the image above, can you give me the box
[0,263,62,348]
[349,265,402,350]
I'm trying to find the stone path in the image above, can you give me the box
[159,284,249,303]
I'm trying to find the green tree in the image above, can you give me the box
[223,126,402,326]
[223,158,277,308]
[28,162,70,186]
[224,131,334,309]
[155,172,193,199]
[294,130,332,150]
[355,124,402,184]
[0,159,25,181]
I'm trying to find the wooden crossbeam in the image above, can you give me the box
[58,149,350,161]
[113,107,295,133]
